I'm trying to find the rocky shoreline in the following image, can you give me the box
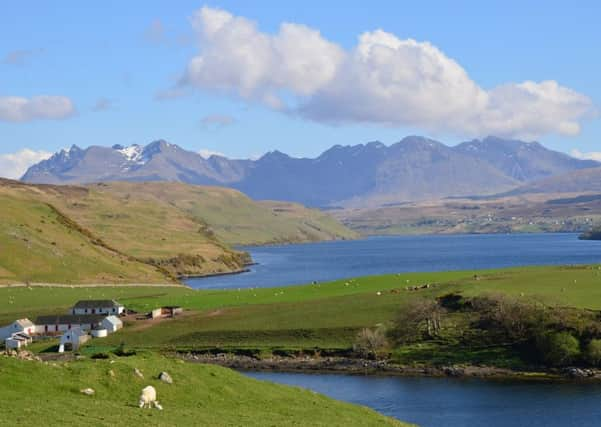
[180,352,601,382]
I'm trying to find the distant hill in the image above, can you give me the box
[506,167,601,196]
[0,179,356,284]
[22,136,598,207]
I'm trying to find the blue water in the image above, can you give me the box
[186,233,601,289]
[247,372,601,427]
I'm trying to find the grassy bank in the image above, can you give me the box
[0,352,406,426]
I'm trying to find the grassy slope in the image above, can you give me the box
[0,353,406,427]
[0,179,356,282]
[0,190,171,285]
[91,182,358,246]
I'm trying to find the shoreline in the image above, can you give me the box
[180,353,601,382]
[0,282,184,288]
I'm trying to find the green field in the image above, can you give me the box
[4,264,601,352]
[0,352,406,426]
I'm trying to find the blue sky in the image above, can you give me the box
[1,1,600,177]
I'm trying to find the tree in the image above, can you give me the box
[392,298,445,343]
[585,339,601,366]
[536,331,580,366]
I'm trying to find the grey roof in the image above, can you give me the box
[73,299,122,309]
[36,314,106,325]
[102,315,123,325]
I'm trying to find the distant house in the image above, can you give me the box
[102,315,123,333]
[58,328,90,353]
[71,300,125,316]
[0,319,35,341]
[35,315,106,335]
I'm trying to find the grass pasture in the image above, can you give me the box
[0,352,406,426]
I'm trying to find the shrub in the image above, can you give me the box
[353,325,388,359]
[536,331,580,366]
[585,339,601,366]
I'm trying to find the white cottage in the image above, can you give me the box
[71,300,124,316]
[101,315,123,333]
[0,318,35,340]
[58,328,90,353]
[35,315,105,335]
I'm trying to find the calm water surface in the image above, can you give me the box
[246,372,601,427]
[186,233,601,289]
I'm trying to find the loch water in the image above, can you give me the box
[186,233,601,289]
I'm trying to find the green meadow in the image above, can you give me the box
[4,264,601,352]
[0,352,407,426]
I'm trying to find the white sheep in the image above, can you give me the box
[138,385,163,410]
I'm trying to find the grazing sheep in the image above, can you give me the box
[139,385,163,410]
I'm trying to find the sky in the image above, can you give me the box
[1,1,600,178]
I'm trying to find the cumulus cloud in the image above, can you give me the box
[0,149,52,179]
[181,6,596,139]
[571,149,601,162]
[0,96,75,122]
[200,113,236,129]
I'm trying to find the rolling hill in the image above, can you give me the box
[0,179,356,284]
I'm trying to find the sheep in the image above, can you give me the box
[138,385,163,410]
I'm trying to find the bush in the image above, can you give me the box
[353,325,388,359]
[585,339,601,366]
[536,331,580,366]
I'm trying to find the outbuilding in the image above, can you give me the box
[71,300,125,316]
[58,328,90,353]
[0,318,35,340]
[4,332,32,350]
[101,315,123,333]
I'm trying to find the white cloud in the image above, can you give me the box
[198,148,225,159]
[181,7,596,140]
[571,149,601,162]
[0,96,75,122]
[0,149,52,179]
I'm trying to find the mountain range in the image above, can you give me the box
[22,136,600,207]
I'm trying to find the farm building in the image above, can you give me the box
[101,315,123,333]
[35,315,105,335]
[0,318,35,340]
[149,306,184,319]
[58,328,90,353]
[71,300,125,316]
[5,332,32,350]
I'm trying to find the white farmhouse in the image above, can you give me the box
[102,315,123,333]
[35,315,105,335]
[71,300,124,316]
[0,319,35,340]
[58,328,90,353]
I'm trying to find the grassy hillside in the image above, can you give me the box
[0,353,406,426]
[87,182,358,246]
[0,189,172,285]
[0,179,355,282]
